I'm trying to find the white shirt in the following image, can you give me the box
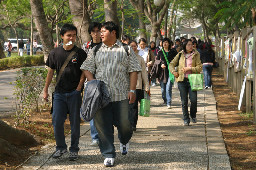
[138,47,149,63]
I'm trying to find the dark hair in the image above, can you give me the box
[204,42,213,52]
[162,37,172,50]
[122,34,130,41]
[102,21,119,39]
[192,40,198,47]
[182,39,193,53]
[60,24,77,36]
[88,22,102,34]
[129,40,137,45]
[191,36,196,41]
[139,38,147,44]
[175,39,181,42]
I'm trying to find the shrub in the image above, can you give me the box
[13,67,48,126]
[0,55,44,70]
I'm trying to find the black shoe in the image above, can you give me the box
[184,120,190,126]
[52,149,67,159]
[69,152,78,161]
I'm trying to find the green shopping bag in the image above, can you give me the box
[188,74,204,91]
[139,92,150,117]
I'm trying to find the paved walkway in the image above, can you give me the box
[0,69,18,117]
[21,84,231,169]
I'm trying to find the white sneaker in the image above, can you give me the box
[167,105,171,109]
[120,142,129,155]
[104,158,115,167]
[90,140,99,146]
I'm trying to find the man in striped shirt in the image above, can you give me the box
[80,21,141,167]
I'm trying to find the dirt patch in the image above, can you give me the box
[0,111,72,169]
[211,69,256,170]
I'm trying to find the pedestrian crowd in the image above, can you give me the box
[42,21,216,167]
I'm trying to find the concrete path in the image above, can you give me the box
[0,69,18,117]
[21,84,231,170]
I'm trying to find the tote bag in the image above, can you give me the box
[139,92,150,117]
[188,74,204,91]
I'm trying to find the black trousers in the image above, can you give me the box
[129,89,144,128]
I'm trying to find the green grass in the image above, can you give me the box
[239,111,253,120]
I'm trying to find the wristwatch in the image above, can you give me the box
[130,90,136,93]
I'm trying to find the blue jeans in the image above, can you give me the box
[7,51,11,57]
[160,77,173,105]
[178,79,197,123]
[203,64,213,87]
[94,99,133,158]
[90,119,99,141]
[52,90,82,152]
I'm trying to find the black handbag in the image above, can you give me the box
[50,47,78,114]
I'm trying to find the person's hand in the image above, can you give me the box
[161,64,166,69]
[182,67,191,73]
[128,92,136,104]
[173,72,179,78]
[147,61,152,67]
[43,90,49,102]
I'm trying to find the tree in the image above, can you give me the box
[144,0,171,41]
[0,120,38,159]
[167,0,177,39]
[30,0,54,62]
[215,0,256,30]
[129,0,147,40]
[0,0,31,51]
[69,0,95,46]
[0,42,5,59]
[104,0,119,25]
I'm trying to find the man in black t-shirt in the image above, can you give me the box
[43,24,87,161]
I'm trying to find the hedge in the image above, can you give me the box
[0,55,44,70]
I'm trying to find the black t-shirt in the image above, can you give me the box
[46,45,87,93]
[18,41,24,48]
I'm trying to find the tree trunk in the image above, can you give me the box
[30,0,54,62]
[104,0,119,25]
[167,0,176,39]
[30,15,33,56]
[0,120,38,158]
[121,0,125,37]
[164,10,168,38]
[129,0,147,41]
[69,0,91,46]
[172,13,177,42]
[0,42,6,59]
[252,8,256,26]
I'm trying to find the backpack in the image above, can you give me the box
[93,42,129,56]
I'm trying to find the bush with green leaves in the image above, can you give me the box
[0,55,44,70]
[13,67,48,126]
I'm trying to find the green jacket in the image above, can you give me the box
[169,50,202,82]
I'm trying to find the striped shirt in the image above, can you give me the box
[80,40,141,102]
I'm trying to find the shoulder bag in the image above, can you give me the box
[161,48,174,83]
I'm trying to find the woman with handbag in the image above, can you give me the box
[200,42,215,89]
[129,40,150,131]
[156,38,177,108]
[169,39,202,126]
